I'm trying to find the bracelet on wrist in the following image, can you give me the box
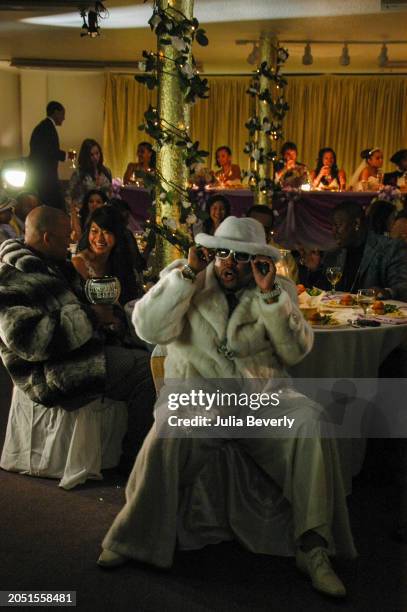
[181,264,197,282]
[257,282,282,302]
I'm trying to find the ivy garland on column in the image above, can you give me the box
[244,45,290,201]
[135,1,210,254]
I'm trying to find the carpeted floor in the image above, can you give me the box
[0,364,405,612]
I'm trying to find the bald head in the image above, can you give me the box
[25,206,71,261]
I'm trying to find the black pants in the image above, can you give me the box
[104,345,156,467]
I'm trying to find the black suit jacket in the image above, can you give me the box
[383,170,403,187]
[29,118,65,191]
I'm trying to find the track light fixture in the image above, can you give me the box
[378,43,389,67]
[302,43,313,66]
[80,1,108,38]
[339,43,350,66]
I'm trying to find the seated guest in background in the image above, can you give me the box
[310,148,346,191]
[73,206,144,305]
[384,149,407,189]
[366,200,396,236]
[98,216,355,598]
[214,146,242,185]
[246,204,298,282]
[70,188,108,243]
[68,139,112,205]
[349,147,384,191]
[390,211,407,243]
[9,192,41,238]
[199,194,231,236]
[108,197,154,280]
[0,206,155,462]
[123,142,156,185]
[0,192,17,245]
[28,100,66,210]
[275,141,307,188]
[302,201,407,301]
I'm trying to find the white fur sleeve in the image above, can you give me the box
[258,289,313,366]
[132,268,197,345]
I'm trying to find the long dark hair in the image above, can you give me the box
[79,189,108,230]
[202,195,231,234]
[79,206,141,304]
[138,141,156,169]
[314,147,340,180]
[78,138,111,181]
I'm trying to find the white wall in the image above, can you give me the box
[0,66,105,180]
[20,69,105,179]
[0,68,21,165]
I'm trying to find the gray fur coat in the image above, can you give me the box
[0,239,106,408]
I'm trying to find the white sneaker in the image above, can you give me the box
[97,548,128,568]
[296,547,346,598]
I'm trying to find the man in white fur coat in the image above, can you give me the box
[98,217,356,598]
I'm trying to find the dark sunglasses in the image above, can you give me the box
[215,248,253,263]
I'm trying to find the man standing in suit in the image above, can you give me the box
[29,101,66,209]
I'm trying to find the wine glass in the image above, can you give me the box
[68,149,77,169]
[326,266,342,294]
[357,288,376,317]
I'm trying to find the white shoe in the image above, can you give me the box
[97,548,128,568]
[296,547,346,598]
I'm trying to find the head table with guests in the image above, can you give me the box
[1,98,407,603]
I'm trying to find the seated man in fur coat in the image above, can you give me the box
[0,206,155,464]
[98,216,356,598]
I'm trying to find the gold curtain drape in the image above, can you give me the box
[284,75,407,178]
[104,73,407,182]
[103,74,252,178]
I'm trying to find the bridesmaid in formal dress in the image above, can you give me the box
[214,146,241,185]
[310,148,346,191]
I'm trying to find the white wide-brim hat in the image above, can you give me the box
[196,216,281,262]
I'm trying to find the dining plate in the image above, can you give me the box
[310,320,349,329]
[321,298,358,308]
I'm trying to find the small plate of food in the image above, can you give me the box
[322,293,357,308]
[370,301,407,320]
[308,312,349,329]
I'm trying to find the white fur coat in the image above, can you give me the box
[133,262,313,380]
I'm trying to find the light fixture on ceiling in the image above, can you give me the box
[378,43,389,66]
[302,43,313,65]
[339,43,350,66]
[247,43,260,65]
[80,1,108,38]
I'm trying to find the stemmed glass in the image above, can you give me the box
[357,289,376,317]
[68,149,77,169]
[326,266,342,294]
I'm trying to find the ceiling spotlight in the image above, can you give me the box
[339,43,350,66]
[247,43,260,66]
[378,43,389,67]
[302,43,313,66]
[80,1,108,38]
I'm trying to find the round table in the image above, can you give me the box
[291,305,407,378]
[290,300,407,489]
